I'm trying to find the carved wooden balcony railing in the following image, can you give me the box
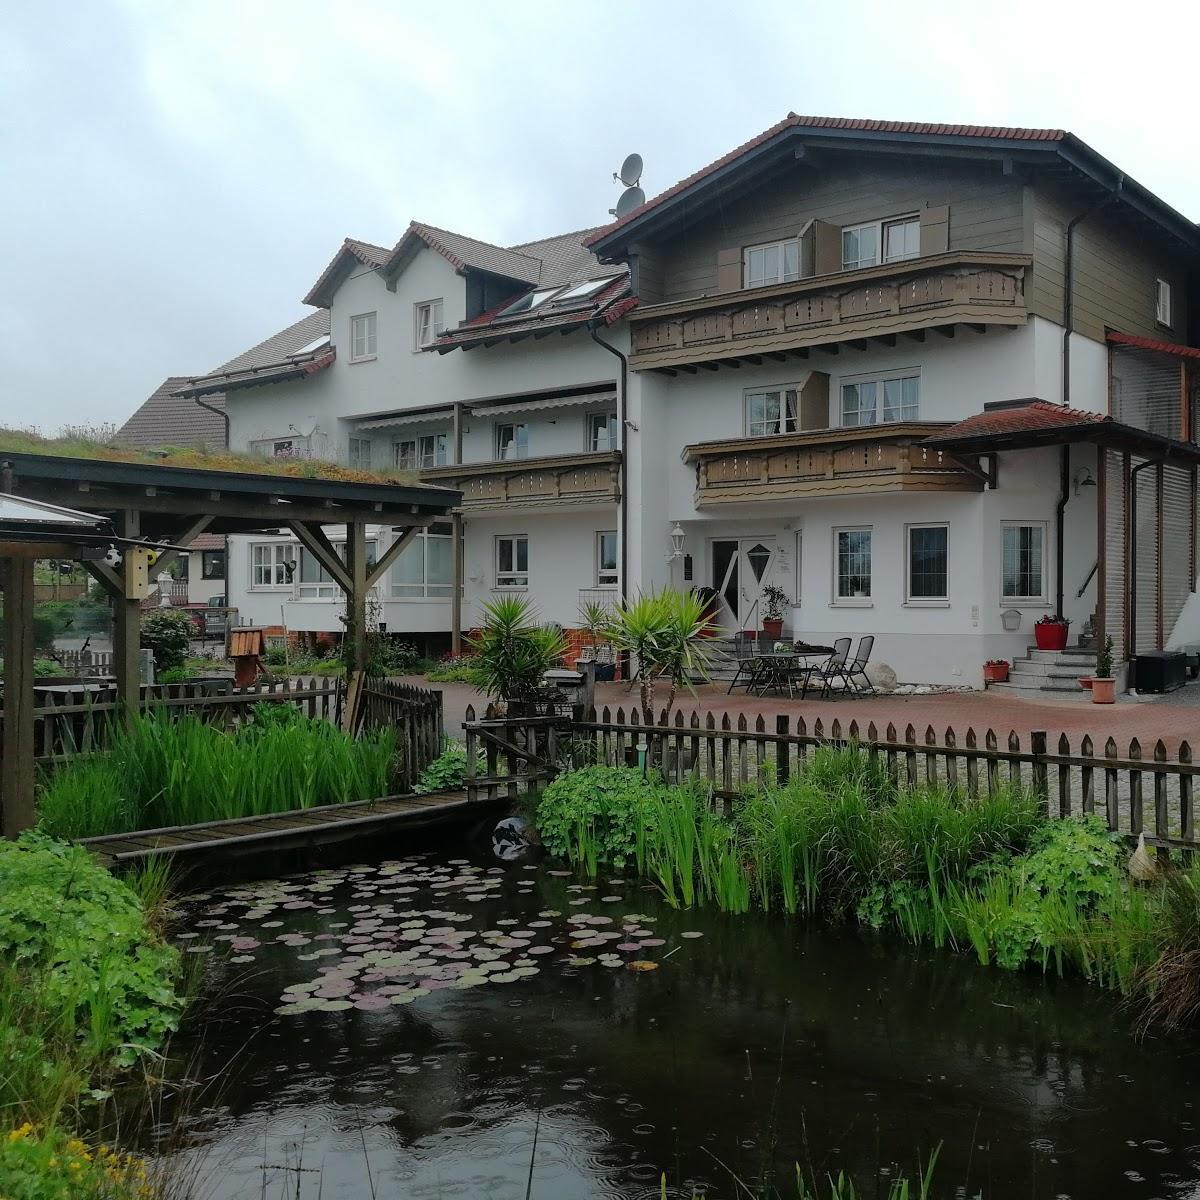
[420,451,621,511]
[681,424,981,506]
[630,252,1030,372]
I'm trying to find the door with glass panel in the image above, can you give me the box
[711,538,778,631]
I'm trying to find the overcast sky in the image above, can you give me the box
[2,0,1197,433]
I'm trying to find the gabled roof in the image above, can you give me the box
[304,237,392,307]
[384,221,544,284]
[586,113,1200,259]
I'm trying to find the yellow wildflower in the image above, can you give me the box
[6,1123,33,1142]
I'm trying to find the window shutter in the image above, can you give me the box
[716,248,742,293]
[811,221,841,275]
[798,371,830,431]
[919,205,949,255]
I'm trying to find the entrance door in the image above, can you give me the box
[711,538,778,631]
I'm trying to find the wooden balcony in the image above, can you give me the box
[420,451,621,511]
[629,252,1030,373]
[681,424,982,507]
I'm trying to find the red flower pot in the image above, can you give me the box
[983,663,1009,683]
[1034,621,1069,651]
[762,618,784,640]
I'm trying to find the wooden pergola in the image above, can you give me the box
[0,450,460,837]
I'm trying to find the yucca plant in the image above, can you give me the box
[469,595,568,703]
[604,588,718,718]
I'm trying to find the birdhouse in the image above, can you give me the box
[227,627,267,687]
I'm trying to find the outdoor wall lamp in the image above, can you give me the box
[1073,468,1096,496]
[668,523,686,561]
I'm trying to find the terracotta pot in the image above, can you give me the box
[1078,676,1093,690]
[762,618,784,639]
[1091,677,1116,704]
[1034,621,1069,651]
[982,663,1009,683]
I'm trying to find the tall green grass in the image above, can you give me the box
[38,704,397,838]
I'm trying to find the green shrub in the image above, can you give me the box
[426,656,486,685]
[537,766,673,870]
[139,608,194,673]
[469,596,567,701]
[364,636,422,676]
[0,835,182,1077]
[413,741,477,794]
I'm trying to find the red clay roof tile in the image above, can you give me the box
[930,400,1109,442]
[1107,331,1200,362]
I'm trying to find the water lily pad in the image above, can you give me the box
[680,931,704,939]
[317,999,354,1011]
[627,960,659,972]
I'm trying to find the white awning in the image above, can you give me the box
[355,410,453,431]
[484,390,616,417]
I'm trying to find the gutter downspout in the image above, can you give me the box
[1128,454,1166,689]
[192,396,230,449]
[1055,444,1070,619]
[589,322,631,685]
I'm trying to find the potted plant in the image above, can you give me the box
[760,585,789,640]
[1034,614,1070,652]
[1091,635,1116,704]
[469,595,568,714]
[576,598,617,681]
[983,658,1010,683]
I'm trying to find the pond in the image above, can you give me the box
[152,847,1200,1198]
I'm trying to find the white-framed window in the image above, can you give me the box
[841,215,920,270]
[391,524,454,599]
[350,312,377,361]
[555,278,609,302]
[496,423,528,460]
[250,436,311,459]
[833,527,872,603]
[743,238,801,289]
[907,524,949,602]
[250,543,296,588]
[596,531,618,587]
[1156,278,1172,328]
[588,411,618,452]
[495,534,529,588]
[296,540,377,599]
[1001,523,1047,603]
[840,371,920,426]
[415,299,444,348]
[348,436,371,469]
[497,287,561,318]
[745,386,800,436]
[393,434,447,470]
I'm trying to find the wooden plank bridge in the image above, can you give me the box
[79,788,497,867]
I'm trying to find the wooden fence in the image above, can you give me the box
[50,649,114,676]
[10,677,343,767]
[463,704,1199,857]
[462,706,561,803]
[359,678,445,792]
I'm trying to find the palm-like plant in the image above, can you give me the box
[577,598,610,656]
[469,595,569,703]
[604,588,717,718]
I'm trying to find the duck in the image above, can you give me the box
[1128,831,1158,881]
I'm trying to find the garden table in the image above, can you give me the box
[749,645,835,699]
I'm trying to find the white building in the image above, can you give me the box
[169,116,1200,689]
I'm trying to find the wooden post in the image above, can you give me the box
[113,509,143,711]
[1030,729,1049,816]
[1,556,36,836]
[451,511,464,656]
[342,520,368,732]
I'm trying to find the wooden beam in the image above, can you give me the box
[934,325,957,339]
[342,521,369,731]
[112,510,142,711]
[84,558,122,597]
[699,362,720,372]
[902,329,926,344]
[147,514,215,578]
[364,524,422,590]
[287,521,351,592]
[870,334,897,348]
[1,556,36,837]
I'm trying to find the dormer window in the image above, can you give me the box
[415,299,444,348]
[744,239,801,289]
[497,287,561,318]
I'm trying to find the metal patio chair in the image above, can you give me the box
[843,635,876,696]
[726,631,761,694]
[811,637,852,698]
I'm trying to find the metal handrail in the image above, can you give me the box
[1076,560,1098,599]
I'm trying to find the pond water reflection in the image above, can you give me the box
[156,851,1200,1198]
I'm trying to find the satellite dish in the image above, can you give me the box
[617,153,643,187]
[614,185,646,219]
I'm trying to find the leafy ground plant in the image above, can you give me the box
[413,740,478,794]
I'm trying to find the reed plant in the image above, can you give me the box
[38,705,397,838]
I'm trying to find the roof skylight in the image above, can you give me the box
[496,286,562,318]
[552,278,610,302]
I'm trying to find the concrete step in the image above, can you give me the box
[1021,647,1098,663]
[1009,658,1094,678]
[1005,669,1091,691]
[987,678,1090,695]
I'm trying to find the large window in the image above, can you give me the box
[907,525,948,602]
[295,541,377,599]
[495,534,529,588]
[588,411,618,452]
[596,531,618,587]
[350,312,377,361]
[743,238,801,289]
[251,543,296,588]
[1001,523,1047,602]
[415,299,445,348]
[391,525,454,598]
[834,528,872,602]
[840,372,919,426]
[841,215,920,271]
[496,423,528,460]
[393,434,447,470]
[745,387,800,436]
[348,437,371,469]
